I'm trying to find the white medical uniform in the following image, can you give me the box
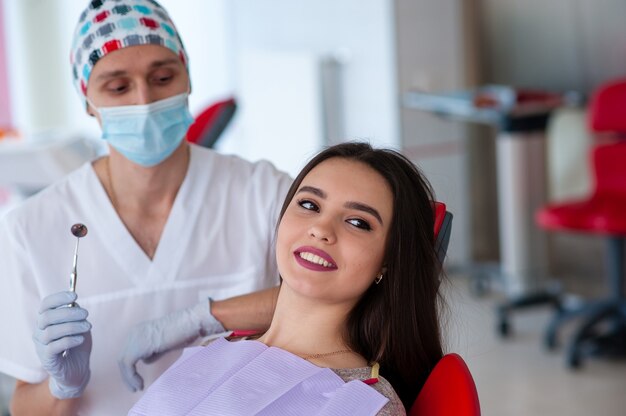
[0,144,292,415]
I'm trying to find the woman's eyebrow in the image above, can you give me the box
[344,202,383,225]
[297,186,383,225]
[297,186,326,198]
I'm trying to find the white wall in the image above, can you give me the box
[158,0,235,112]
[395,0,474,266]
[481,0,626,93]
[228,49,326,177]
[227,0,399,150]
[4,0,73,135]
[206,0,400,176]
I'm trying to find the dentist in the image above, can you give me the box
[0,1,289,415]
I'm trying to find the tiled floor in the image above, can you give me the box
[445,275,626,416]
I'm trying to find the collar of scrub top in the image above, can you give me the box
[228,329,381,385]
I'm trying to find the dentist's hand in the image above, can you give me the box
[118,299,225,392]
[33,291,92,399]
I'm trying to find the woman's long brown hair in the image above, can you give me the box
[277,142,444,409]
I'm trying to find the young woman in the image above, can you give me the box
[129,142,444,415]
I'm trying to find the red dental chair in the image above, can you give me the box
[536,78,626,368]
[407,203,480,416]
[433,201,453,266]
[186,97,237,148]
[410,353,481,416]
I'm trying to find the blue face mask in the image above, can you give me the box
[91,93,194,167]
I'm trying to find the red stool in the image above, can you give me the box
[536,79,626,367]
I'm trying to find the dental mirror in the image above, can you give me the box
[63,223,88,358]
[69,223,88,294]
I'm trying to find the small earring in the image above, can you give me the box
[374,274,384,285]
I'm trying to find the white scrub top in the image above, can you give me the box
[0,144,292,415]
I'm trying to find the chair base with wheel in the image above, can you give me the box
[537,140,626,368]
[496,288,563,338]
[541,235,626,367]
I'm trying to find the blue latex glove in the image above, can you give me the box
[32,291,92,399]
[118,299,225,392]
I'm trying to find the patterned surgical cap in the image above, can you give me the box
[70,0,189,103]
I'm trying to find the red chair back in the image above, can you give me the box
[593,142,626,198]
[409,353,481,416]
[589,78,626,133]
[587,79,626,198]
[187,97,237,148]
[433,202,446,238]
[433,202,452,265]
[537,78,626,234]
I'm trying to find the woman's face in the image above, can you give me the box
[277,157,393,306]
[85,44,189,119]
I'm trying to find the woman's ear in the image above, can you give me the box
[374,266,387,285]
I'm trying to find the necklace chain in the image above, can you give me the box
[106,157,118,210]
[302,349,352,361]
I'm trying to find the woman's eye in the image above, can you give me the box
[298,199,319,212]
[347,218,371,231]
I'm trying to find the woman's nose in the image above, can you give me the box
[308,220,336,243]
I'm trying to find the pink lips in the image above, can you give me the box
[294,246,338,272]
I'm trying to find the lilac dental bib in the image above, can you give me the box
[128,337,388,415]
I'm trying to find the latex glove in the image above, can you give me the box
[118,299,225,392]
[32,291,92,399]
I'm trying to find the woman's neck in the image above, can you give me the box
[256,284,367,368]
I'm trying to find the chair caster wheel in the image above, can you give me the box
[470,275,490,297]
[567,352,581,369]
[544,332,558,350]
[497,319,510,338]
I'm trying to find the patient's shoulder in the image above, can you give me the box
[333,367,406,415]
